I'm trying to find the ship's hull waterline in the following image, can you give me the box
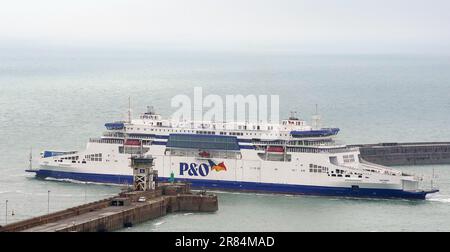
[31,169,433,200]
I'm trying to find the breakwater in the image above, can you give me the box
[0,183,218,232]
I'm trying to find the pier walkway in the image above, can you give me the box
[0,183,218,232]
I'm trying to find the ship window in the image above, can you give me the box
[343,154,355,163]
[167,134,240,151]
[329,156,338,165]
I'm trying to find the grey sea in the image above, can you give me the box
[1,48,450,231]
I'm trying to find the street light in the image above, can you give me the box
[47,190,50,214]
[5,200,8,225]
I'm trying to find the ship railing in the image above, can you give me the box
[89,138,124,144]
[290,143,347,148]
[333,163,390,177]
[103,131,157,140]
[299,139,346,146]
[102,131,124,138]
[359,159,402,176]
[332,160,404,177]
[285,146,358,154]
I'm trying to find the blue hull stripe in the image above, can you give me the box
[33,169,430,199]
[151,141,167,145]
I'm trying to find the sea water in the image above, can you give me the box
[1,49,449,231]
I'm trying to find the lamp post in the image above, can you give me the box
[5,200,8,225]
[47,190,50,214]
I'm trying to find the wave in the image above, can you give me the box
[44,177,128,187]
[153,221,165,226]
[427,197,450,203]
[201,189,287,197]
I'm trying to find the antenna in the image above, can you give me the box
[29,147,33,171]
[312,104,321,130]
[140,138,144,156]
[289,111,298,120]
[147,105,154,115]
[128,97,132,123]
[431,167,435,189]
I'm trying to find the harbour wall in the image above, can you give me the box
[352,142,450,166]
[0,183,218,232]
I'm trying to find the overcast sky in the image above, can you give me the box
[1,0,449,53]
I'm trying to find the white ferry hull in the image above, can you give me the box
[30,144,436,200]
[31,168,432,199]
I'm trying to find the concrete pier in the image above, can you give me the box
[352,142,450,166]
[0,183,218,232]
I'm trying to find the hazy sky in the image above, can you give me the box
[1,0,450,53]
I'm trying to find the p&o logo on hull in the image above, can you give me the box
[180,160,227,177]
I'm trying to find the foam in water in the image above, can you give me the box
[44,177,127,187]
[426,196,450,203]
[153,221,165,226]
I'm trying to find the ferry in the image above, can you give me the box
[27,106,438,199]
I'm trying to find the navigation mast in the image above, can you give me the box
[128,97,132,123]
[29,147,33,171]
[312,104,321,130]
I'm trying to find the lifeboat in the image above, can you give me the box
[267,146,284,153]
[290,128,340,138]
[124,139,141,146]
[199,151,211,158]
[105,122,125,130]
